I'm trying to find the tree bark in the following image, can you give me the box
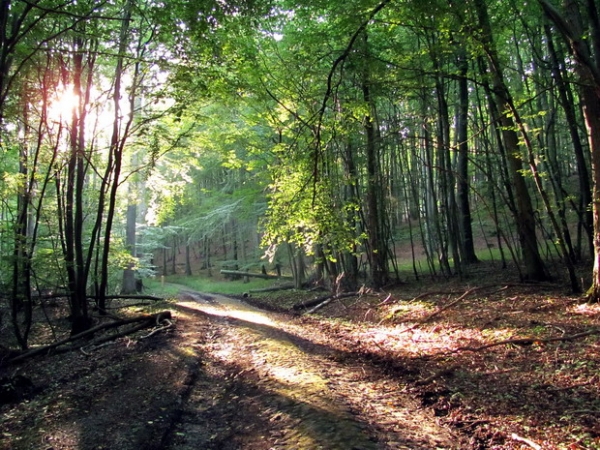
[544,24,593,260]
[99,0,135,311]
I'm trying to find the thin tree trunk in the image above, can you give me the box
[539,0,600,297]
[360,32,388,288]
[122,204,138,294]
[474,0,548,281]
[99,0,135,310]
[456,48,479,263]
[545,24,593,260]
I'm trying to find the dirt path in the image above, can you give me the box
[164,291,461,449]
[4,279,599,449]
[0,290,463,450]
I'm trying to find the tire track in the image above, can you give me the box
[164,292,459,449]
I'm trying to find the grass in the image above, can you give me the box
[144,274,279,297]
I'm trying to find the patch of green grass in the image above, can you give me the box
[145,275,278,296]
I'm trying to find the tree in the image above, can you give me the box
[470,0,549,281]
[539,0,600,298]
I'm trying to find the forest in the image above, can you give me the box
[2,0,600,448]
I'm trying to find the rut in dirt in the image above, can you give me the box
[163,291,460,450]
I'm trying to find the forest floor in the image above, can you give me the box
[1,264,600,449]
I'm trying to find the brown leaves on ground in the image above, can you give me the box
[291,282,600,449]
[2,266,600,449]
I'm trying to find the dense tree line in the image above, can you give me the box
[1,0,600,348]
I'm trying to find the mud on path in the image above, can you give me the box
[0,290,462,450]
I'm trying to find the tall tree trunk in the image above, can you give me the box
[11,104,32,349]
[435,72,462,276]
[63,36,91,335]
[545,23,593,260]
[360,33,388,288]
[341,141,360,291]
[456,49,479,264]
[99,0,135,310]
[539,0,600,297]
[121,203,138,294]
[474,0,548,281]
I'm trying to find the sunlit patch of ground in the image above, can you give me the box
[248,278,600,449]
[174,293,460,449]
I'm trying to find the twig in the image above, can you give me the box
[510,432,542,450]
[453,328,600,353]
[140,319,173,339]
[377,293,393,306]
[293,292,358,311]
[400,286,508,333]
[104,302,151,309]
[80,341,116,356]
[415,365,460,386]
[569,409,600,415]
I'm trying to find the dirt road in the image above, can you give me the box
[163,291,460,449]
[0,290,462,450]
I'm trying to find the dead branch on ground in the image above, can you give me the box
[510,433,542,450]
[9,311,172,364]
[96,294,165,301]
[399,285,509,333]
[249,283,295,293]
[293,292,359,311]
[451,328,600,353]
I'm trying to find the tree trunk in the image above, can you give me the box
[122,204,138,294]
[474,0,548,281]
[456,48,479,264]
[360,33,388,288]
[99,0,135,311]
[544,23,593,260]
[539,0,600,297]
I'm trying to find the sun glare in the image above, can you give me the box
[48,85,79,123]
[46,83,121,140]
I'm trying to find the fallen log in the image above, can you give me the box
[220,270,287,280]
[249,283,295,293]
[8,311,172,364]
[293,292,358,311]
[93,294,164,301]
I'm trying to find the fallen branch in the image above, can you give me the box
[249,283,295,293]
[8,311,172,364]
[306,298,334,314]
[96,294,164,301]
[510,433,542,450]
[400,286,509,333]
[453,328,600,353]
[80,341,116,356]
[293,292,358,311]
[220,270,287,280]
[104,302,152,309]
[140,319,174,339]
